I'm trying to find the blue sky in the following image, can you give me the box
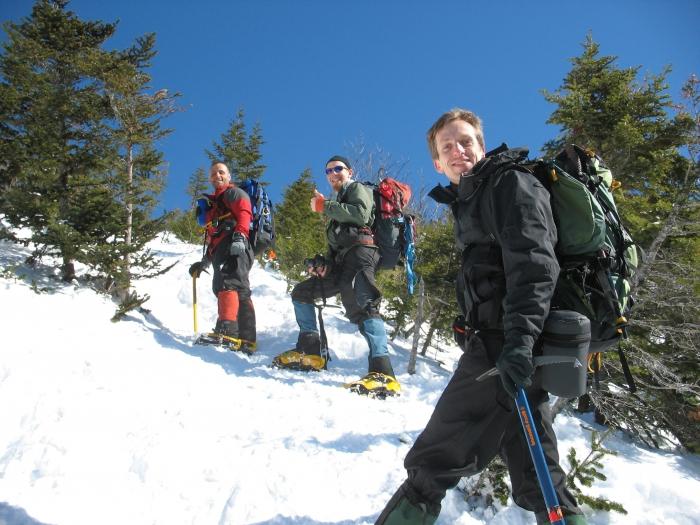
[2,0,699,214]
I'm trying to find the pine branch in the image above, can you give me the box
[112,290,150,322]
[566,427,627,515]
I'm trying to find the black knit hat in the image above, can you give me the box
[326,155,352,170]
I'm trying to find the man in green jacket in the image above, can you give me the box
[272,155,400,398]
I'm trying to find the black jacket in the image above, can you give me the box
[429,147,559,355]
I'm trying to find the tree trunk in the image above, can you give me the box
[118,143,134,301]
[407,278,424,375]
[59,168,75,282]
[125,144,133,262]
[420,304,443,356]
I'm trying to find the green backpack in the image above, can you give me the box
[527,145,639,354]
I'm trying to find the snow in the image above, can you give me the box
[1,232,699,525]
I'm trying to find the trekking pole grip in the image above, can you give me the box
[515,387,566,525]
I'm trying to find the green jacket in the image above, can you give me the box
[323,180,375,260]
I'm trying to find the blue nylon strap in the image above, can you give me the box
[404,217,416,295]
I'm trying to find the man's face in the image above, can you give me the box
[325,161,352,193]
[432,119,485,185]
[209,163,231,190]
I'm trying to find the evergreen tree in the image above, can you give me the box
[566,428,627,515]
[101,32,181,313]
[0,0,118,281]
[167,167,208,244]
[411,212,461,351]
[542,34,692,246]
[542,36,699,450]
[186,167,210,204]
[206,107,266,181]
[376,266,416,340]
[274,169,326,287]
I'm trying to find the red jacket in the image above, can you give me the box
[203,184,253,258]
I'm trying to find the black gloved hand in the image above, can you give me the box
[304,254,329,277]
[229,232,248,257]
[495,346,534,397]
[189,261,207,278]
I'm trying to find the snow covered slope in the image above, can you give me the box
[1,233,699,525]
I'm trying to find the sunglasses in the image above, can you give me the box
[325,165,346,175]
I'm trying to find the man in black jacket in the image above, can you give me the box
[374,109,587,524]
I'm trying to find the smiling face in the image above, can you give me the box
[325,161,352,193]
[431,119,486,185]
[209,162,231,190]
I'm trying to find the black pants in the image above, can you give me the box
[210,236,256,341]
[402,330,580,516]
[211,236,253,295]
[291,245,382,325]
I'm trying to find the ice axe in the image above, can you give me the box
[476,368,567,524]
[515,386,566,525]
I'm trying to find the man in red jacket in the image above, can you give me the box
[189,161,256,353]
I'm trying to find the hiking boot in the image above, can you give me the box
[214,319,239,338]
[345,372,401,399]
[271,350,326,371]
[369,355,396,377]
[375,482,440,525]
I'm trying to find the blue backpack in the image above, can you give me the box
[238,179,276,256]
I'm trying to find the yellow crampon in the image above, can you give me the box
[344,372,401,399]
[271,350,326,372]
[202,333,257,354]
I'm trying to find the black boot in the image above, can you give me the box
[215,319,239,338]
[297,331,321,356]
[369,356,396,378]
[374,482,440,525]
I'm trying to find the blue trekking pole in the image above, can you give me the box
[515,387,566,525]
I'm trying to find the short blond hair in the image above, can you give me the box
[426,108,485,159]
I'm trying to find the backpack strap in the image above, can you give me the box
[594,255,629,338]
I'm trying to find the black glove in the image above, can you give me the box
[495,346,534,397]
[189,260,208,278]
[304,254,329,276]
[229,232,248,257]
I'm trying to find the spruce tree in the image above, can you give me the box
[411,212,461,350]
[542,34,691,246]
[542,35,699,450]
[206,107,266,181]
[0,0,118,280]
[102,32,180,312]
[167,167,209,244]
[274,169,326,286]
